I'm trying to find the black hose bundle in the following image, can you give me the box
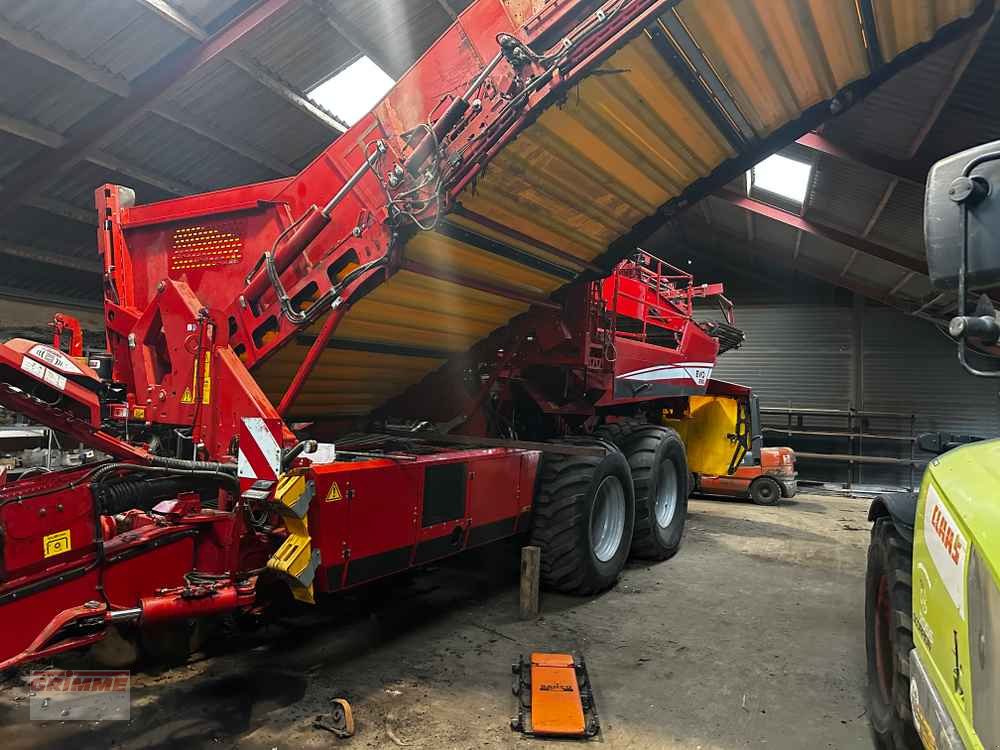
[94,476,215,515]
[90,458,239,515]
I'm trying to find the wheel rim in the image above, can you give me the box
[759,482,775,501]
[654,459,679,529]
[874,575,893,704]
[591,475,626,562]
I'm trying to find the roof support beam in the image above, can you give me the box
[688,230,921,315]
[716,188,927,275]
[89,150,201,196]
[0,105,215,218]
[862,178,899,238]
[0,112,66,149]
[0,241,99,273]
[150,102,295,174]
[0,0,304,217]
[796,132,924,184]
[905,17,991,158]
[889,271,916,296]
[135,0,347,133]
[308,0,403,79]
[26,197,97,225]
[0,15,131,98]
[0,105,283,206]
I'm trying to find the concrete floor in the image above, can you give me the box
[0,493,876,749]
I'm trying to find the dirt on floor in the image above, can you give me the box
[0,493,877,750]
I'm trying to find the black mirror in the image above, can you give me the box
[925,141,1000,289]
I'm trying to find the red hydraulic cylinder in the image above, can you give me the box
[139,582,254,624]
[243,206,329,305]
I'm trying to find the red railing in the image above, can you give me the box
[602,250,733,346]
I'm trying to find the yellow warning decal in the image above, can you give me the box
[181,387,194,405]
[326,482,343,502]
[43,529,71,558]
[201,351,212,405]
[132,407,146,420]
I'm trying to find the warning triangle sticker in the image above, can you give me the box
[326,482,343,502]
[181,387,194,404]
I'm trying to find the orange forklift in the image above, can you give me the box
[694,395,797,505]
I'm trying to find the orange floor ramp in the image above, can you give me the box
[511,652,600,738]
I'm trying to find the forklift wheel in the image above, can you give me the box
[749,477,781,506]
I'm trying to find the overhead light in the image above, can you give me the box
[308,56,395,127]
[748,154,812,205]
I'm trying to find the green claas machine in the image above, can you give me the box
[866,141,1000,749]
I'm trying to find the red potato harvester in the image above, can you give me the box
[0,0,982,669]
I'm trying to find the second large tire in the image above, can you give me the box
[530,442,635,595]
[621,426,689,560]
[865,518,919,749]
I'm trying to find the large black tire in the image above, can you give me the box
[865,518,919,749]
[530,442,635,594]
[592,416,645,445]
[621,426,688,560]
[749,476,782,506]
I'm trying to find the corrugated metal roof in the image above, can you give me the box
[0,205,92,251]
[681,12,996,317]
[822,34,970,159]
[171,0,246,28]
[0,130,43,179]
[0,0,991,346]
[46,158,174,207]
[806,155,894,236]
[917,15,1000,164]
[843,250,906,291]
[0,0,189,81]
[110,110,277,191]
[164,59,334,167]
[866,178,926,260]
[232,2,359,91]
[0,41,111,132]
[339,0,457,78]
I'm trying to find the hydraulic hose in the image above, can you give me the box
[147,456,237,474]
[94,476,224,516]
[91,457,240,514]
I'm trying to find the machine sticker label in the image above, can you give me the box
[326,482,343,502]
[21,356,66,391]
[201,351,212,405]
[132,407,146,420]
[619,363,714,386]
[43,368,67,391]
[923,483,967,619]
[43,529,71,558]
[181,387,195,405]
[29,344,82,374]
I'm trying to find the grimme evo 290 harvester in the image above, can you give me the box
[0,0,989,670]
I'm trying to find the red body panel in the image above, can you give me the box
[309,448,536,592]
